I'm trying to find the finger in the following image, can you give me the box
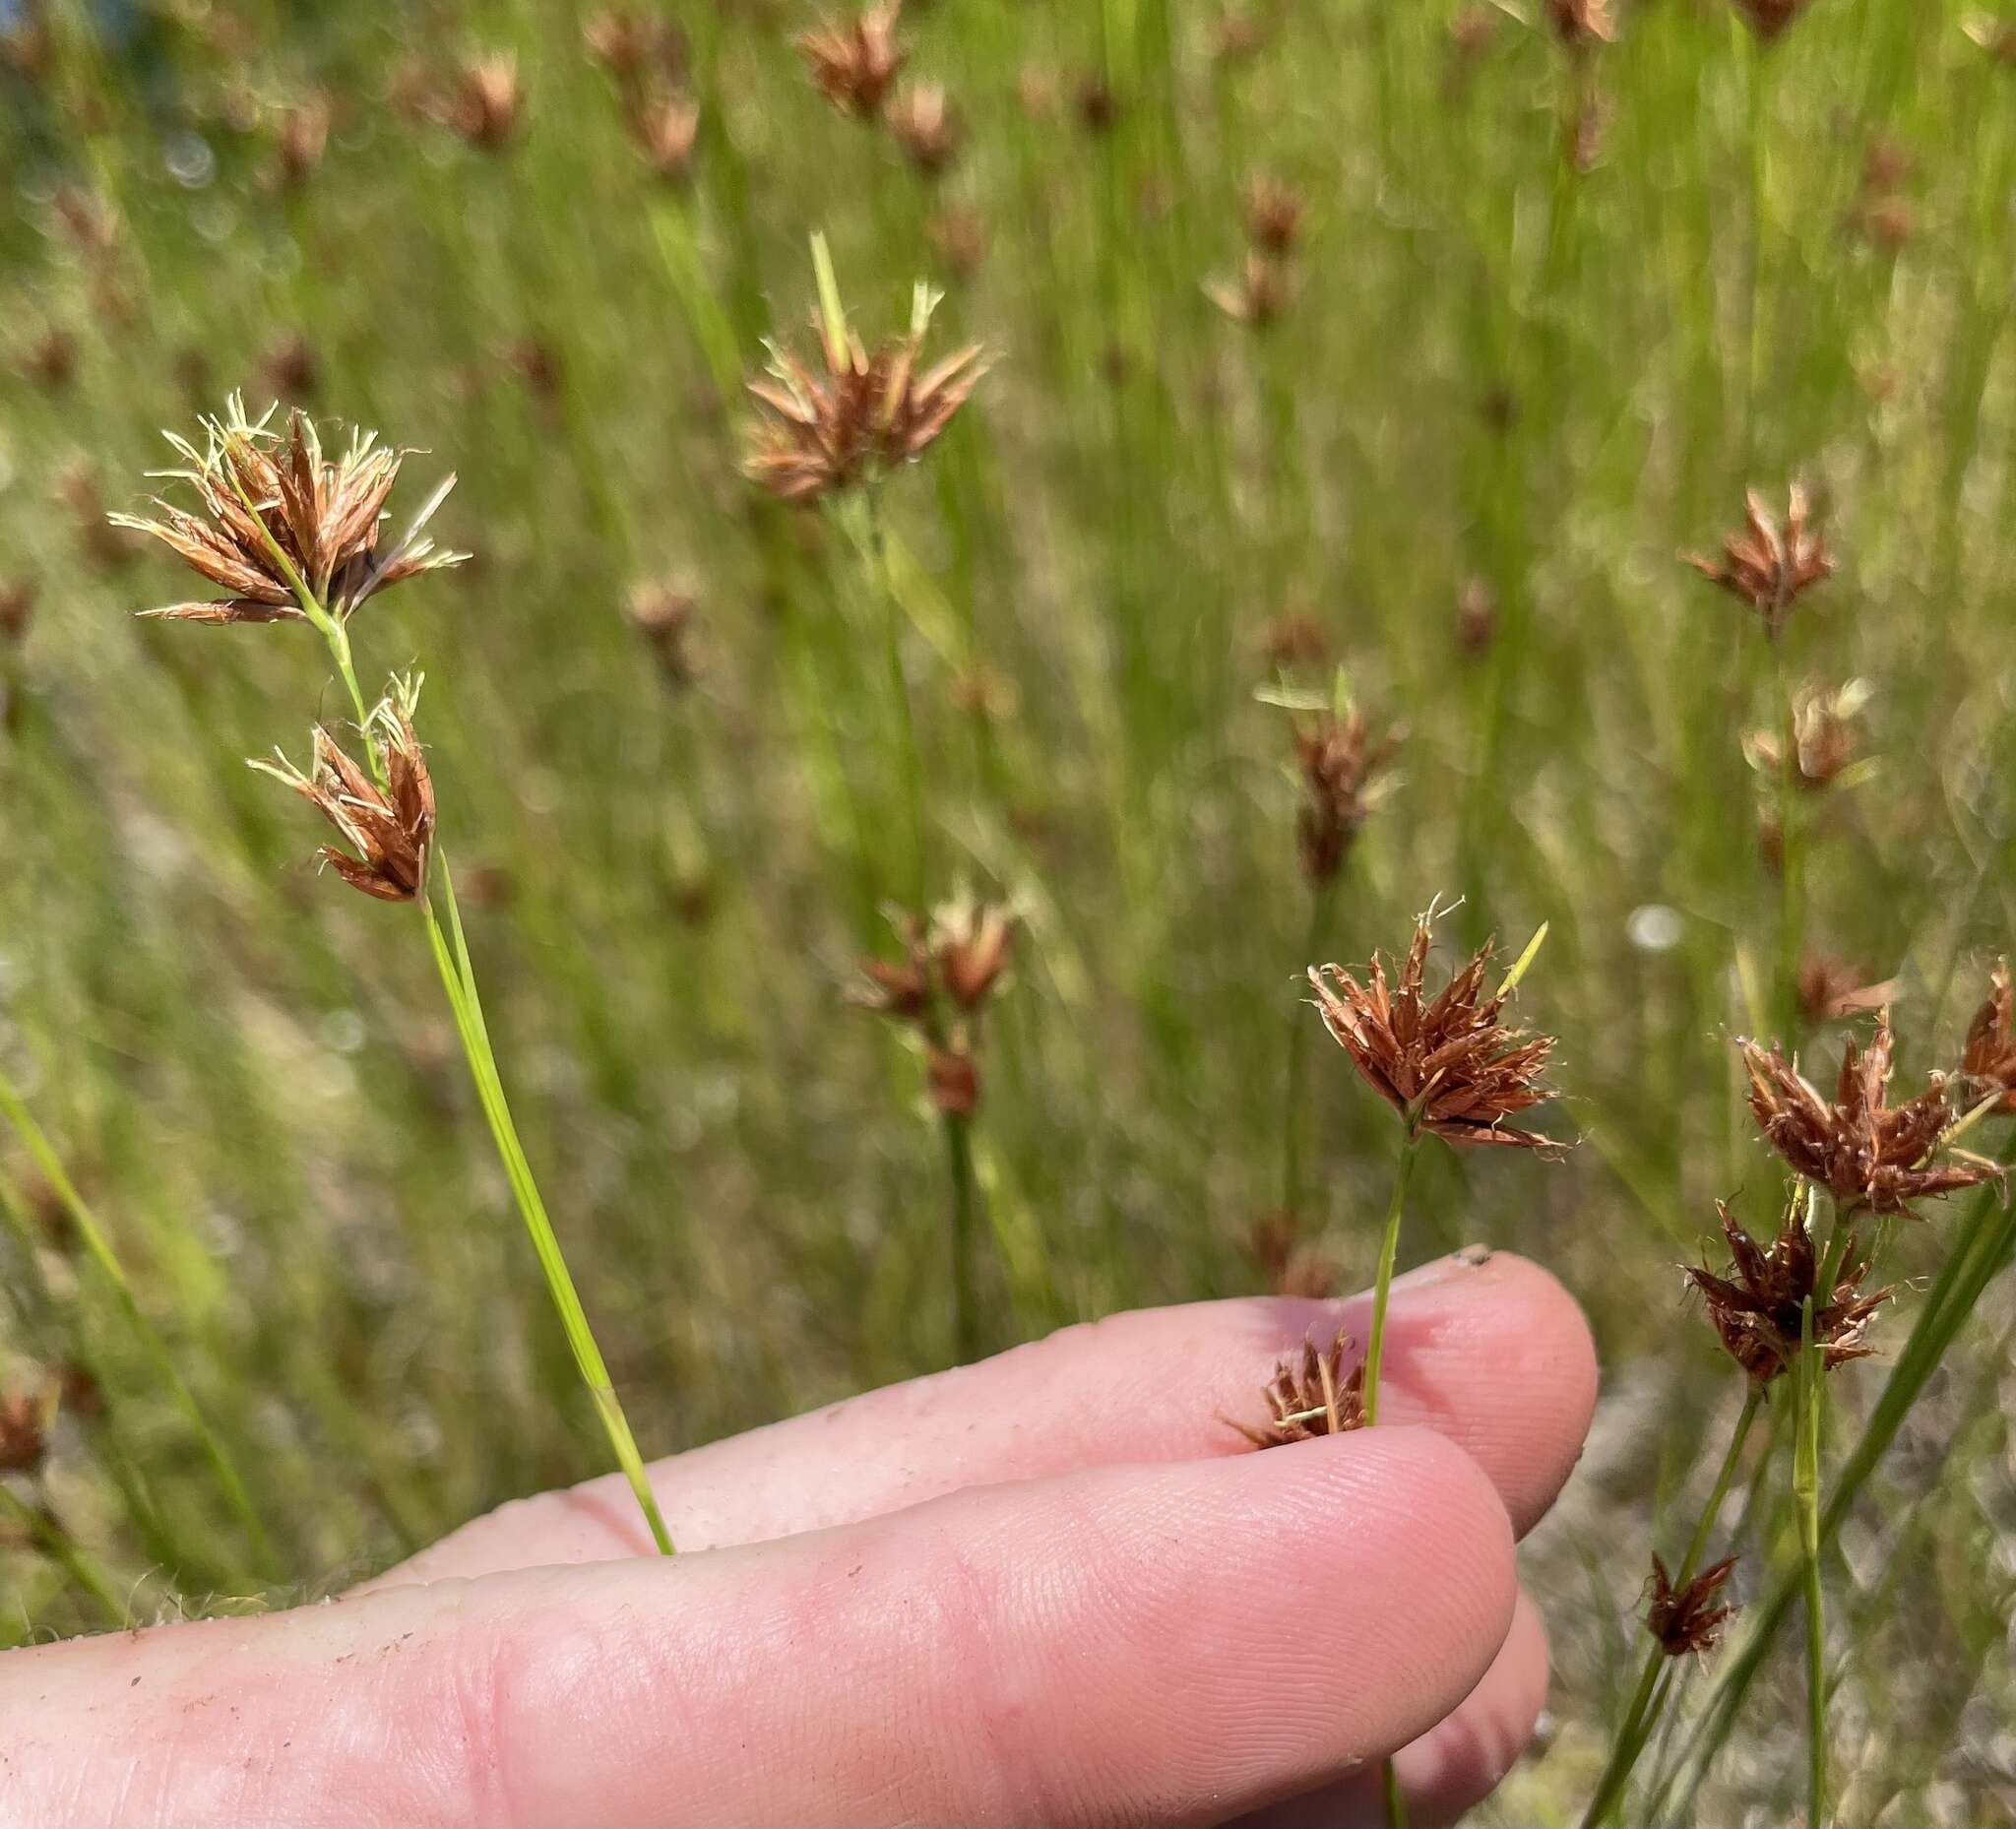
[2,1427,1518,1828]
[1228,1588,1550,1829]
[378,1247,1595,1584]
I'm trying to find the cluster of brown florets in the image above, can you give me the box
[1307,911,1562,1152]
[793,6,965,181]
[1207,175,1307,328]
[742,287,987,503]
[851,898,1017,1116]
[1291,709,1403,885]
[1647,1553,1739,1656]
[1228,1333,1365,1448]
[584,6,700,183]
[1686,483,1834,642]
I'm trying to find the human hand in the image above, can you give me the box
[0,1249,1596,1827]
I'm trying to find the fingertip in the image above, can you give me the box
[1397,1587,1550,1826]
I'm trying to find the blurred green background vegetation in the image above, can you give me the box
[3,0,2016,1819]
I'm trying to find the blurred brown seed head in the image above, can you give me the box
[1249,1210,1345,1298]
[1732,0,1813,40]
[743,291,987,502]
[1456,577,1497,655]
[1229,1333,1365,1448]
[19,326,76,391]
[1205,250,1293,327]
[1,1,50,79]
[1242,174,1305,254]
[1685,483,1833,641]
[1796,953,1899,1026]
[1647,1554,1738,1656]
[1545,0,1614,49]
[927,204,990,277]
[51,186,119,257]
[1447,5,1500,60]
[270,90,335,188]
[930,896,1017,1012]
[583,6,686,87]
[627,89,700,182]
[1292,709,1403,885]
[253,707,435,904]
[113,398,466,625]
[797,1,907,117]
[0,1386,50,1475]
[925,1042,979,1115]
[257,329,320,404]
[1258,610,1329,672]
[429,53,524,149]
[884,80,961,175]
[850,914,934,1020]
[1208,7,1273,63]
[1309,910,1562,1151]
[0,580,33,644]
[1686,1198,1889,1382]
[57,458,140,572]
[1743,678,1868,790]
[624,580,700,686]
[1739,1017,2001,1214]
[1074,74,1119,134]
[1963,959,2016,1111]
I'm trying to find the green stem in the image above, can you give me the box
[420,860,675,1555]
[941,1108,980,1366]
[1795,1293,1828,1828]
[0,1070,280,1577]
[1581,1382,1763,1828]
[1362,1135,1420,1429]
[0,1482,128,1626]
[1382,1753,1409,1829]
[1771,643,1802,1041]
[850,489,928,909]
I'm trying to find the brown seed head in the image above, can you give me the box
[1205,250,1293,327]
[925,1042,979,1116]
[850,913,934,1020]
[742,292,987,502]
[1647,1554,1738,1657]
[1687,1198,1889,1382]
[627,90,700,182]
[0,579,34,644]
[19,325,76,391]
[113,398,465,625]
[928,204,990,277]
[796,2,908,117]
[583,7,686,86]
[1209,7,1273,62]
[1732,0,1813,40]
[270,90,335,188]
[1456,578,1497,655]
[428,53,524,150]
[1,2,50,80]
[1685,483,1833,641]
[1248,1211,1345,1299]
[1738,1016,2001,1214]
[624,580,700,686]
[1544,0,1614,48]
[0,1385,51,1475]
[1744,678,1867,790]
[253,707,436,903]
[1963,959,2016,1112]
[1309,910,1562,1151]
[257,329,320,404]
[930,896,1017,1012]
[884,80,962,175]
[1292,710,1403,885]
[1228,1333,1366,1449]
[1074,75,1120,133]
[1242,175,1306,254]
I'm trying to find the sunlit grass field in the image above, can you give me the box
[4,0,2016,1820]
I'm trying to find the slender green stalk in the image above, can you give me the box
[941,1109,980,1365]
[1361,1135,1421,1425]
[0,1070,279,1576]
[842,488,929,909]
[1770,644,1803,1040]
[1282,878,1337,1222]
[1581,1383,1763,1828]
[1381,1754,1409,1829]
[1795,1293,1828,1828]
[420,860,675,1555]
[0,1482,128,1626]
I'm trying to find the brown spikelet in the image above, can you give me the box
[1647,1554,1739,1656]
[1742,679,1868,790]
[0,1384,51,1475]
[624,581,700,686]
[1732,0,1813,40]
[1685,483,1834,640]
[884,80,962,175]
[252,709,436,904]
[0,579,33,644]
[1292,710,1404,885]
[113,397,465,626]
[1686,1199,1890,1381]
[627,90,700,183]
[1544,0,1614,49]
[1738,1015,2003,1214]
[1963,959,2016,1112]
[796,2,907,117]
[1241,175,1306,254]
[427,53,524,149]
[1228,1334,1366,1448]
[269,91,335,189]
[1309,910,1563,1152]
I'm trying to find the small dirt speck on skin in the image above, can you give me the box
[1454,1243,1493,1268]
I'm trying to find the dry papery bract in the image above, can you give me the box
[850,898,1017,1021]
[1308,911,1562,1151]
[742,290,987,502]
[111,398,465,625]
[1205,250,1293,327]
[1292,709,1404,885]
[1742,679,1869,790]
[1647,1554,1739,1657]
[1796,953,1898,1026]
[1686,482,1834,641]
[1228,1333,1365,1449]
[1686,1199,1890,1383]
[796,1,908,117]
[251,706,436,905]
[1739,1015,2003,1215]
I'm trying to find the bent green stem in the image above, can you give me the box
[1580,1382,1763,1828]
[420,859,675,1556]
[0,1069,280,1578]
[941,1107,980,1365]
